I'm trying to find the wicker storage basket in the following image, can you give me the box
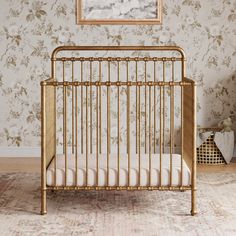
[197,128,226,165]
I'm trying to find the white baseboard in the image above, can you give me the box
[0,147,40,157]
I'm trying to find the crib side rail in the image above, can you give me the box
[41,78,56,168]
[183,77,197,215]
[41,78,56,214]
[183,77,196,170]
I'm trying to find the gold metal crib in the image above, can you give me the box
[40,46,197,215]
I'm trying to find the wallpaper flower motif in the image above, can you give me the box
[0,0,235,147]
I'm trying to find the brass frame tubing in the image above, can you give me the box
[149,84,152,186]
[99,61,102,154]
[162,61,166,154]
[75,85,78,186]
[62,61,65,154]
[181,56,185,188]
[107,61,111,186]
[117,61,120,186]
[53,65,57,188]
[86,85,88,185]
[153,61,157,153]
[64,83,68,186]
[144,61,147,154]
[96,78,99,185]
[90,60,93,154]
[138,84,141,186]
[41,46,196,216]
[135,60,138,154]
[71,61,75,154]
[81,61,84,154]
[170,61,175,186]
[41,84,47,215]
[191,82,197,216]
[159,85,163,186]
[126,61,131,186]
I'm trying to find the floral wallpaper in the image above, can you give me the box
[0,0,235,148]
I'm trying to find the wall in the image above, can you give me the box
[0,0,235,154]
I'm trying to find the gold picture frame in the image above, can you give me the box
[77,0,162,25]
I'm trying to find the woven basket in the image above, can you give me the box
[197,128,226,165]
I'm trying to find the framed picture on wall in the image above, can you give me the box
[77,0,162,25]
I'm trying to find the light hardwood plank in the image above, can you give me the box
[0,157,40,172]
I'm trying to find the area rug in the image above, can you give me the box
[0,172,236,236]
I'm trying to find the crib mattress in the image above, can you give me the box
[47,154,191,187]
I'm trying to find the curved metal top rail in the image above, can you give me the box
[51,46,186,61]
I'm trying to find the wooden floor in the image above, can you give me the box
[0,157,235,173]
[0,157,40,172]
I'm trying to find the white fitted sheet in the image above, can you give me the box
[47,153,191,187]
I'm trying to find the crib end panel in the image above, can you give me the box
[182,77,197,216]
[41,78,56,215]
[41,79,56,168]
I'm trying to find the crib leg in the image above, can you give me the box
[40,189,47,215]
[190,188,197,216]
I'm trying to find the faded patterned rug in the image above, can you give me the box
[0,173,236,236]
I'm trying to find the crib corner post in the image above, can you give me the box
[191,82,197,216]
[41,189,47,215]
[41,83,47,215]
[191,188,197,216]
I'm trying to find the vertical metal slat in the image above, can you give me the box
[170,61,175,186]
[107,61,111,186]
[90,61,93,154]
[117,61,120,187]
[86,85,88,186]
[138,85,141,186]
[153,61,157,153]
[81,61,84,154]
[96,82,99,186]
[99,61,102,154]
[159,86,163,186]
[149,85,152,186]
[64,85,68,186]
[75,86,78,186]
[144,61,147,154]
[71,61,75,154]
[163,61,166,154]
